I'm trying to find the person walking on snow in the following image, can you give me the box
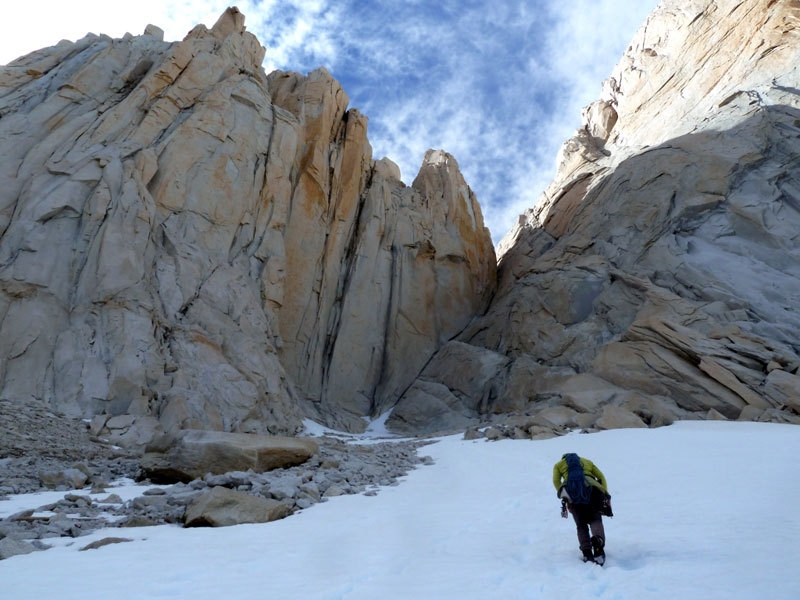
[553,453,612,564]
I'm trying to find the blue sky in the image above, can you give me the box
[0,0,659,243]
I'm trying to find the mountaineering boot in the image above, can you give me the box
[591,535,605,566]
[581,547,594,563]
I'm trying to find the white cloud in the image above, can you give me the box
[0,1,213,64]
[1,0,659,244]
[269,0,661,243]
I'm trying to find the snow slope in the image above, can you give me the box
[1,421,799,599]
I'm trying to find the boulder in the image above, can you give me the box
[595,405,647,430]
[621,394,683,428]
[184,486,291,527]
[140,430,318,484]
[764,370,800,413]
[0,538,37,560]
[38,468,88,490]
[79,537,133,551]
[323,485,346,498]
[533,406,582,429]
[737,405,765,422]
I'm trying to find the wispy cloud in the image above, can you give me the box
[0,0,659,243]
[252,0,659,243]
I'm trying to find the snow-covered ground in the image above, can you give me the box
[1,420,799,599]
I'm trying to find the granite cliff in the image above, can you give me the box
[391,0,800,434]
[0,8,496,440]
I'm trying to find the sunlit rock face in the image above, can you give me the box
[391,0,800,434]
[0,8,496,436]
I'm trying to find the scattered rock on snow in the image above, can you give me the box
[79,537,133,551]
[1,409,432,551]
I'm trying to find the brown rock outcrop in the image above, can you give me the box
[139,429,318,483]
[0,9,495,436]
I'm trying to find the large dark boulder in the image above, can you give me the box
[140,430,318,484]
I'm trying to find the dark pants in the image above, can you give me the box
[570,487,606,555]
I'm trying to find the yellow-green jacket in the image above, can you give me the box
[552,455,609,497]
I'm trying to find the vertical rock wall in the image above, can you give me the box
[391,0,800,433]
[0,9,496,436]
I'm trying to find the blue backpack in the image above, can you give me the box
[564,453,591,504]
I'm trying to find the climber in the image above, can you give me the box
[553,453,612,564]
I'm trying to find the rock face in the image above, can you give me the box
[394,0,800,432]
[6,2,794,440]
[0,8,495,436]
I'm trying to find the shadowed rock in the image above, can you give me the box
[184,486,291,527]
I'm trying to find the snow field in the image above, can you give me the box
[0,420,798,599]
